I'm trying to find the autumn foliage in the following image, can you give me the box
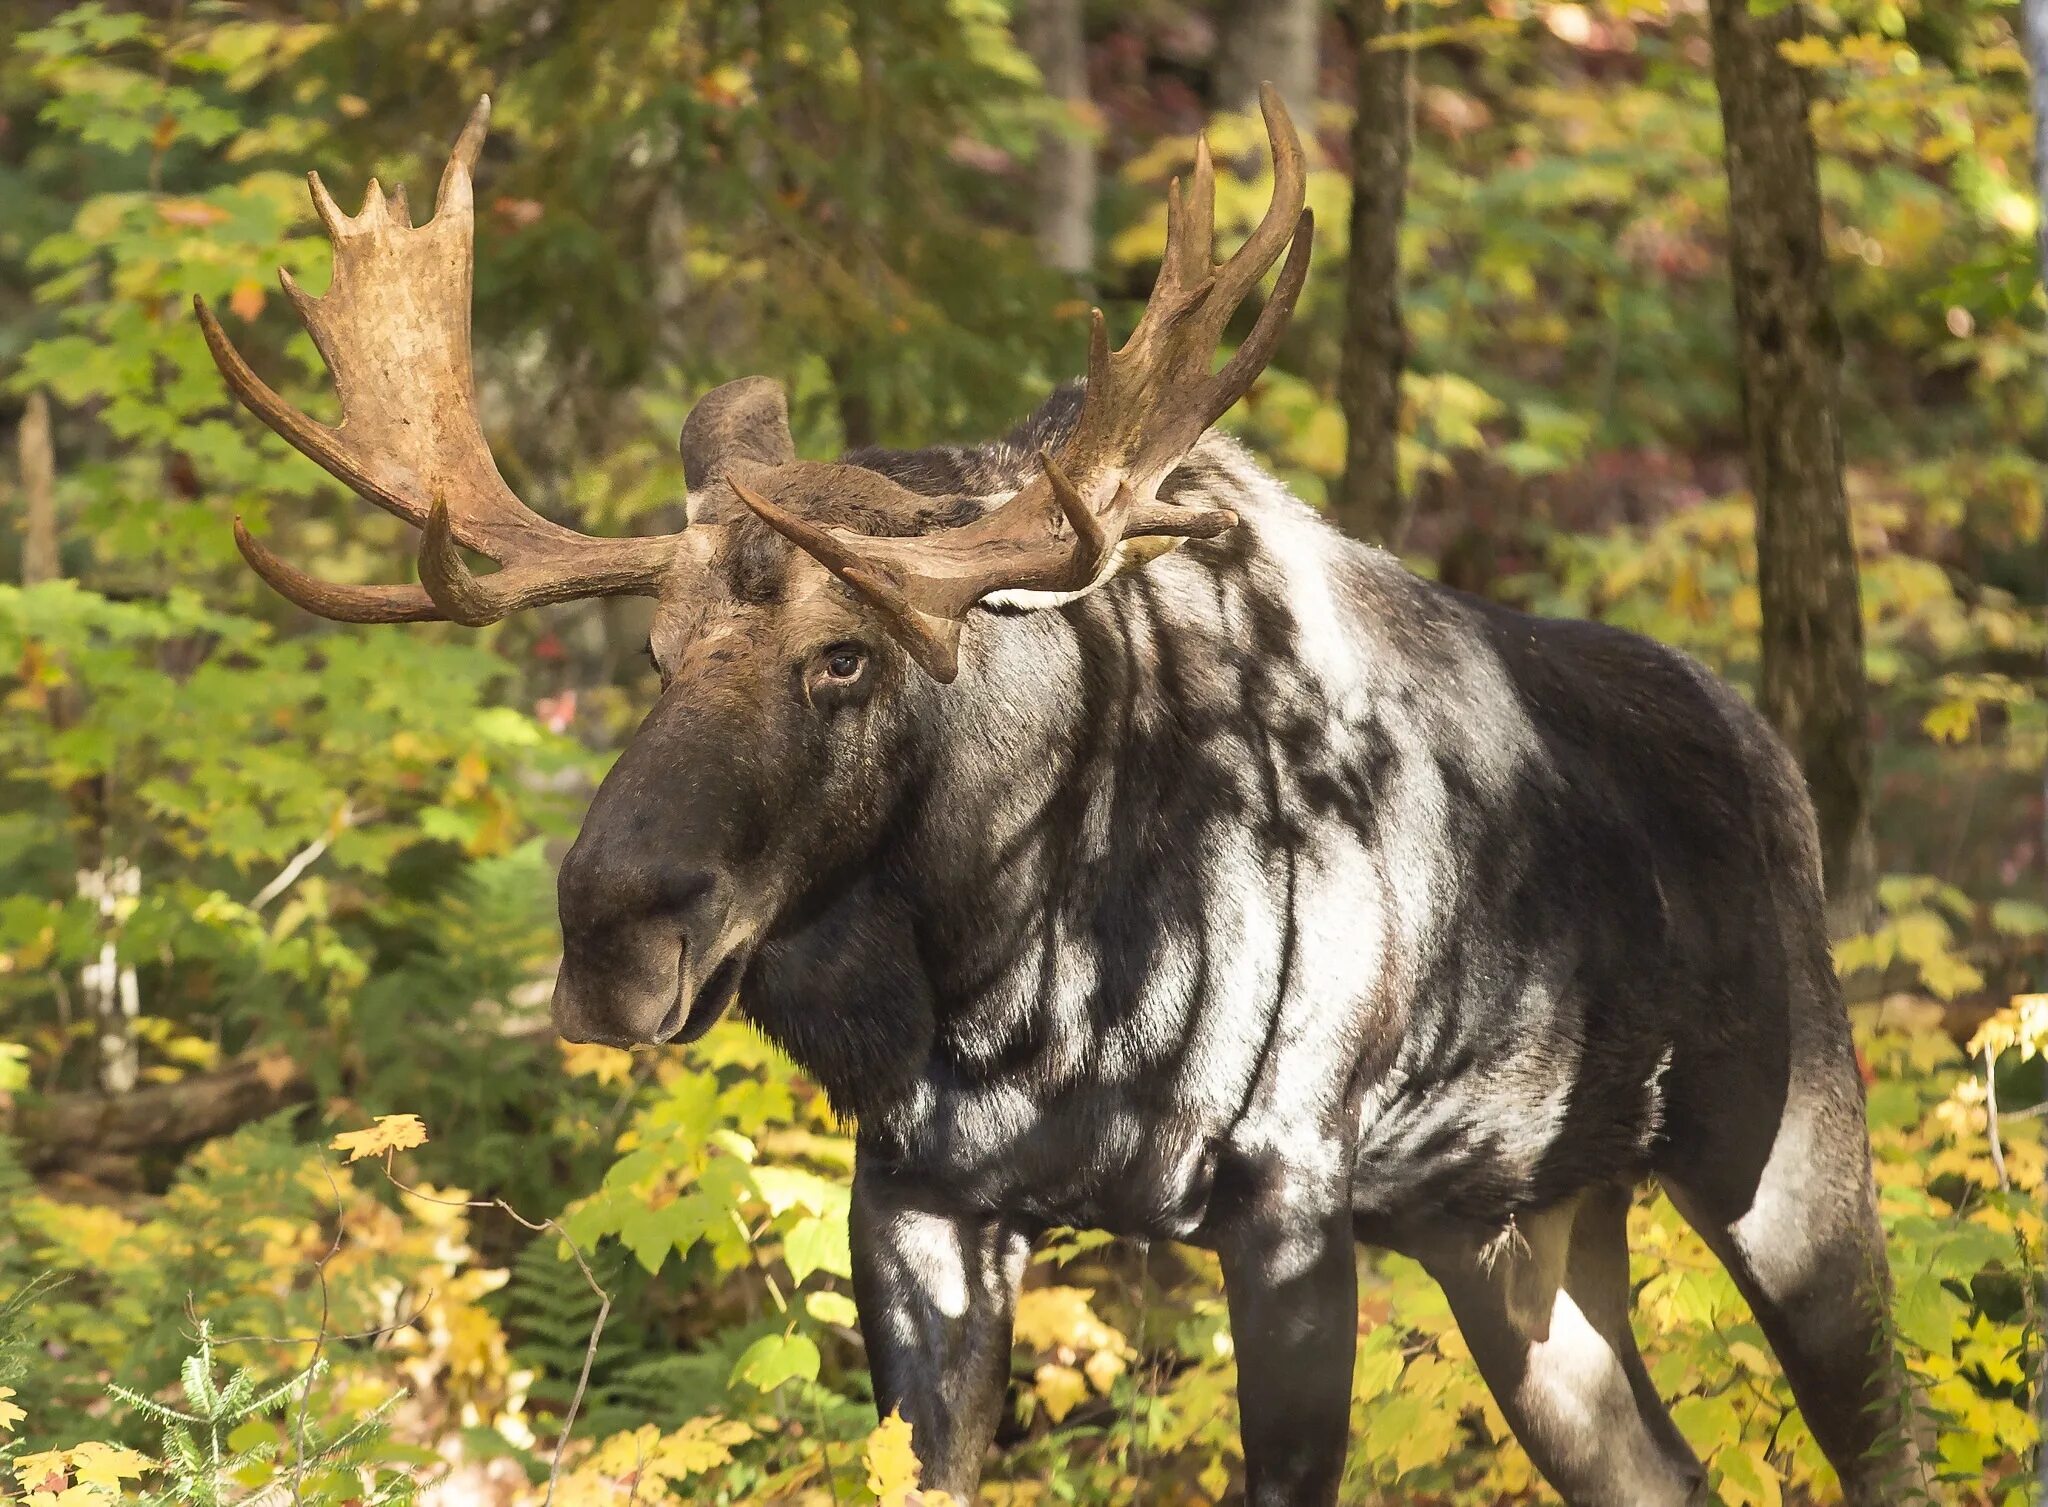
[0,0,2041,1504]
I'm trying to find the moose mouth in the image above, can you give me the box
[658,951,745,1044]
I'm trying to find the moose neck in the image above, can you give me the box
[745,443,1372,1137]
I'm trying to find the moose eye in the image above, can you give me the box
[804,642,870,705]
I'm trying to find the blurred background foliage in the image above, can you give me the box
[0,0,2040,1502]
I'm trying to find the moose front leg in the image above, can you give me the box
[1213,1159,1358,1507]
[849,1161,1030,1495]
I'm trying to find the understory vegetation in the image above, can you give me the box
[0,0,2041,1502]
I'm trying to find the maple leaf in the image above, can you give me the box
[1033,1362,1089,1424]
[67,1442,152,1489]
[330,1113,429,1162]
[14,1448,70,1488]
[864,1410,926,1507]
[0,1384,23,1430]
[227,279,266,322]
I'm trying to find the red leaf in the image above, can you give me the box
[228,279,266,322]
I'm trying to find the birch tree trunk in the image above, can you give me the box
[1022,0,1095,281]
[17,390,57,585]
[1707,0,1873,920]
[1334,0,1411,546]
[1215,0,1320,124]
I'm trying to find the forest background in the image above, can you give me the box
[0,0,2042,1503]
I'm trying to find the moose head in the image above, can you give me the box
[197,92,1309,1051]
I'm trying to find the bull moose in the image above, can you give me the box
[197,92,1918,1505]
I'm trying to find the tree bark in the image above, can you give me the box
[1215,0,1321,124]
[1707,0,1873,918]
[6,1047,310,1173]
[17,390,57,585]
[2023,2,2048,356]
[1021,0,1095,281]
[1334,0,1411,547]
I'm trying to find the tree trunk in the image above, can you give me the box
[1215,0,1320,124]
[1707,0,1873,919]
[17,390,57,585]
[2023,2,2048,352]
[1021,0,1095,281]
[1334,0,1411,547]
[7,1046,310,1175]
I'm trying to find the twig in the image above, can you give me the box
[250,803,369,912]
[1128,1237,1153,1499]
[291,1161,347,1505]
[380,1161,610,1507]
[199,1294,437,1352]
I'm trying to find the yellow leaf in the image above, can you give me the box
[864,1409,925,1506]
[13,1449,71,1492]
[1717,1439,1783,1507]
[0,1385,23,1431]
[1969,996,2048,1066]
[1083,1347,1125,1394]
[1776,34,1839,68]
[451,750,491,798]
[1033,1362,1089,1424]
[558,1040,635,1087]
[67,1442,152,1489]
[35,1488,112,1507]
[648,1414,754,1477]
[1921,697,1977,744]
[329,1113,429,1162]
[1012,1286,1133,1359]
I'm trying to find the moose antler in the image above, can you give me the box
[196,97,676,624]
[730,83,1312,681]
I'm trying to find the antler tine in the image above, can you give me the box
[233,518,443,623]
[1161,135,1217,291]
[1207,208,1314,417]
[439,95,491,211]
[1062,83,1309,487]
[1209,83,1306,309]
[202,94,678,626]
[708,84,1310,683]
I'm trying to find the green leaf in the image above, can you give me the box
[783,1212,852,1285]
[805,1290,859,1327]
[730,1332,821,1393]
[1893,1270,1956,1358]
[1990,899,2048,937]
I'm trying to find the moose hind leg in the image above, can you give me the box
[1663,1060,1923,1506]
[1422,1186,1704,1507]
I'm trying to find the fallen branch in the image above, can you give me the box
[4,1047,311,1171]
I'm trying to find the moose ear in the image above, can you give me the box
[679,377,797,493]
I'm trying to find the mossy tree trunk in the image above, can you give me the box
[1707,0,1874,920]
[1334,0,1411,548]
